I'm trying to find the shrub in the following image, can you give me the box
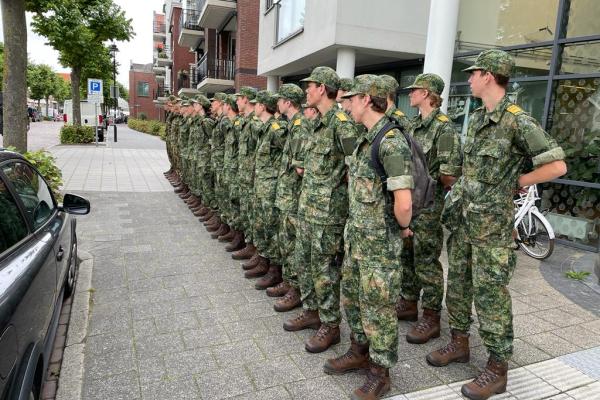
[60,125,95,144]
[128,118,166,141]
[6,147,63,200]
[139,112,148,121]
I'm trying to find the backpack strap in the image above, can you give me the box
[370,121,401,191]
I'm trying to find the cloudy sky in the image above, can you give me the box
[0,0,164,86]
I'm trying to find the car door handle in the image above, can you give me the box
[56,246,64,262]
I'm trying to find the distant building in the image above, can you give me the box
[129,63,160,120]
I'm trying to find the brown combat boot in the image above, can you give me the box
[206,221,222,233]
[426,330,470,367]
[305,324,340,353]
[406,308,441,344]
[241,253,261,270]
[351,362,391,400]
[198,210,214,222]
[244,257,269,278]
[255,264,282,290]
[274,287,301,312]
[185,195,198,204]
[218,228,236,242]
[225,232,245,252]
[396,297,418,321]
[174,184,186,193]
[197,205,210,216]
[461,356,508,400]
[211,224,230,239]
[232,243,255,260]
[203,214,218,225]
[179,190,192,199]
[266,281,291,297]
[283,309,321,331]
[323,336,369,375]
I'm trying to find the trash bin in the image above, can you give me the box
[96,127,105,142]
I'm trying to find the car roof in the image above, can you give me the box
[0,149,26,163]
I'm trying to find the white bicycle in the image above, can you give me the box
[514,185,555,259]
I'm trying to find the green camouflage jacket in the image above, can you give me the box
[197,116,215,168]
[211,116,228,173]
[223,115,240,173]
[254,116,287,201]
[237,112,264,187]
[298,107,358,225]
[186,115,203,161]
[386,105,411,133]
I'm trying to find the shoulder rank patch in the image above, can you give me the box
[384,130,396,138]
[253,116,260,121]
[271,122,281,130]
[437,114,449,123]
[507,104,523,115]
[394,110,405,117]
[335,112,348,122]
[293,118,301,126]
[234,120,240,126]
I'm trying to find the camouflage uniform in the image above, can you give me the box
[170,112,183,175]
[380,75,411,133]
[275,84,311,288]
[400,74,462,311]
[221,95,240,228]
[445,59,565,361]
[210,94,228,213]
[253,91,287,264]
[179,111,194,186]
[198,114,216,209]
[186,112,203,196]
[295,67,358,325]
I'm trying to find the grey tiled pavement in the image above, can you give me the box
[53,127,600,399]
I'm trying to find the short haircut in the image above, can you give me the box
[370,96,387,113]
[428,92,443,108]
[322,84,338,100]
[490,72,509,88]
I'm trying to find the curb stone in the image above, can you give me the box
[55,250,93,400]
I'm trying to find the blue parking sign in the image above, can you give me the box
[88,79,103,95]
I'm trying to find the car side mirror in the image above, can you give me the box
[60,193,91,215]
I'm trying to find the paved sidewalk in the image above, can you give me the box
[54,128,600,400]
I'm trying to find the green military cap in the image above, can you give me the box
[234,86,258,100]
[300,66,340,90]
[254,90,277,110]
[209,92,227,102]
[274,83,304,105]
[404,73,445,95]
[181,100,191,106]
[380,74,399,95]
[168,95,178,102]
[462,49,515,77]
[180,94,189,100]
[341,74,386,98]
[193,94,211,108]
[338,77,354,92]
[223,94,237,108]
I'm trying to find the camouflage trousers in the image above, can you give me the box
[197,167,215,209]
[399,208,444,310]
[253,197,280,263]
[342,224,402,368]
[188,160,201,195]
[295,220,344,325]
[213,171,226,211]
[221,170,240,229]
[278,212,299,287]
[238,182,254,243]
[181,156,192,186]
[166,135,174,169]
[446,227,516,361]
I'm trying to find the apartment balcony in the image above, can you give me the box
[196,54,235,93]
[156,44,173,67]
[179,8,205,48]
[198,0,237,31]
[153,84,171,104]
[153,65,166,75]
[153,22,166,41]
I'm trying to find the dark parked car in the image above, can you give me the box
[0,149,90,400]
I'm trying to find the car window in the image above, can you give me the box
[2,161,56,230]
[0,178,28,254]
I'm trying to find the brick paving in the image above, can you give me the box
[52,127,600,399]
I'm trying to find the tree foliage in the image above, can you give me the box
[27,63,59,104]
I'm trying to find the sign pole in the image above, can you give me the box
[94,102,98,146]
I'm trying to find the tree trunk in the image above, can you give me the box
[45,96,50,117]
[1,0,28,152]
[71,66,82,126]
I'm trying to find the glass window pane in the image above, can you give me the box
[277,0,305,43]
[456,0,558,52]
[453,47,553,81]
[564,0,600,38]
[137,82,149,97]
[559,40,600,75]
[0,179,28,254]
[2,162,56,230]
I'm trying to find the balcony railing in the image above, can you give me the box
[196,54,235,83]
[153,84,171,100]
[180,8,203,31]
[197,0,238,11]
[153,22,166,34]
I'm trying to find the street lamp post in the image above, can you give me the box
[109,43,119,142]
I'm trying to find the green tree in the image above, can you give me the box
[28,63,60,116]
[31,0,134,126]
[54,77,72,104]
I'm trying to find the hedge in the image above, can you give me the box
[6,147,63,200]
[60,125,95,144]
[128,118,166,140]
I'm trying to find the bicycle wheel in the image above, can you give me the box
[516,213,554,259]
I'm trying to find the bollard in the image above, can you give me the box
[113,124,118,142]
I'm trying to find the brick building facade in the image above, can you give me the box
[128,63,160,120]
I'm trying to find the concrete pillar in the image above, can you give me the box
[423,0,460,113]
[267,75,279,91]
[335,47,356,78]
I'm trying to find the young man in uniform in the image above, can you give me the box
[269,84,311,311]
[204,93,227,233]
[397,73,462,344]
[426,49,567,400]
[381,75,411,133]
[283,66,358,353]
[325,74,413,399]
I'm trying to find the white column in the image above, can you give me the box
[423,0,460,113]
[267,75,279,92]
[336,47,356,78]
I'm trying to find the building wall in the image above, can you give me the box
[129,69,159,120]
[170,6,196,93]
[236,0,267,90]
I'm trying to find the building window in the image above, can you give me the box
[137,81,150,97]
[563,0,600,38]
[276,0,305,44]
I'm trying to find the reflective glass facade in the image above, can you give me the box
[451,0,600,251]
